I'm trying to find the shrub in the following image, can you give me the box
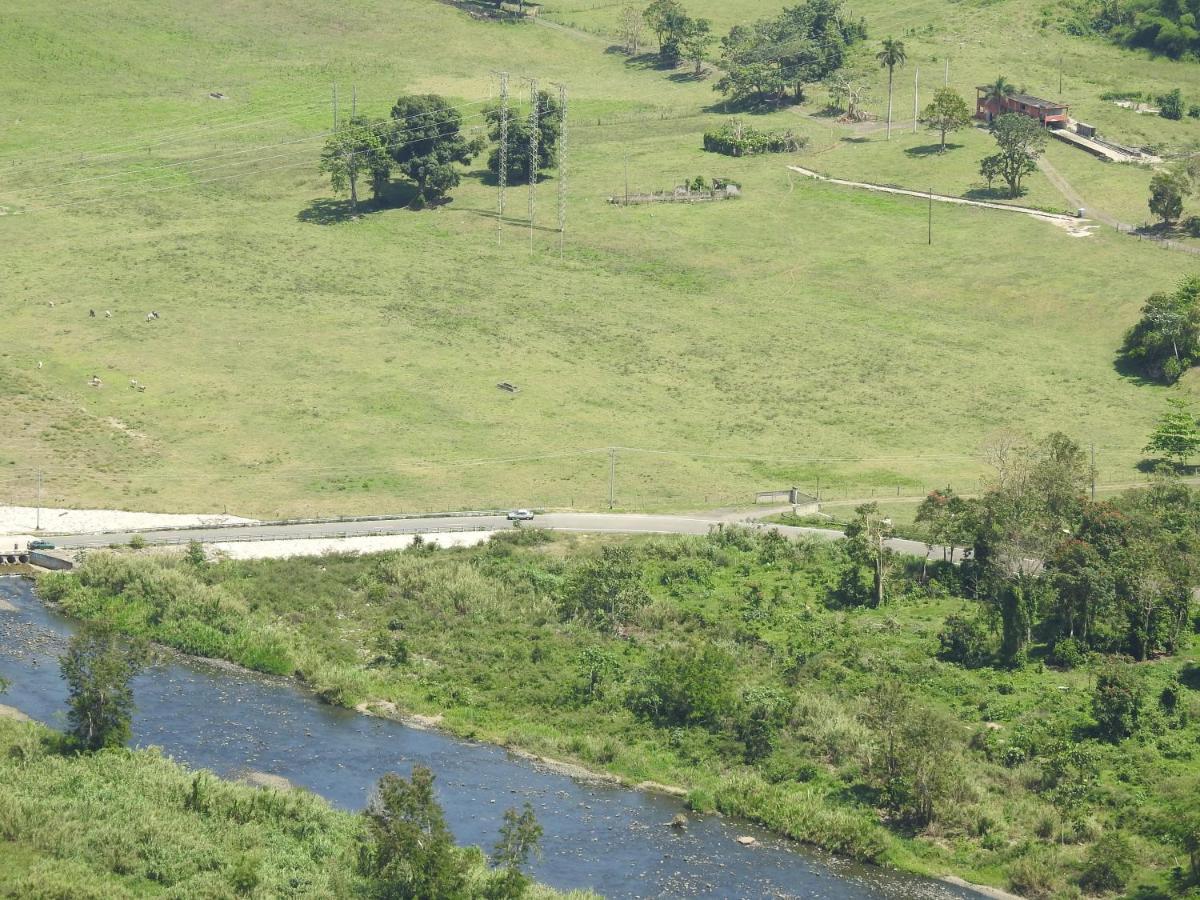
[1190,104,1200,119]
[702,119,806,156]
[1079,832,1137,892]
[1158,88,1185,120]
[127,534,146,550]
[937,612,992,668]
[559,545,650,631]
[627,642,736,728]
[1049,636,1088,670]
[1093,661,1144,740]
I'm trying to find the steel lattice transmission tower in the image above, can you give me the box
[494,71,509,245]
[526,77,539,253]
[553,82,568,256]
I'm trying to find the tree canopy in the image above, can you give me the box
[714,0,867,107]
[979,113,1046,197]
[485,90,562,185]
[389,95,483,207]
[318,116,392,215]
[60,624,146,752]
[919,87,972,151]
[1120,275,1200,382]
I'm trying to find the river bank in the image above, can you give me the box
[25,532,1199,897]
[0,574,983,899]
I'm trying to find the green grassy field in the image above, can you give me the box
[1,0,1198,518]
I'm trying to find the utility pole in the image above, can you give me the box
[608,448,616,509]
[623,150,629,205]
[496,71,509,245]
[35,471,42,532]
[928,187,933,245]
[913,65,919,134]
[352,84,357,118]
[524,77,539,254]
[553,82,568,257]
[944,58,949,86]
[332,83,339,130]
[1058,53,1063,96]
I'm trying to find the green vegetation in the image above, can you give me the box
[981,113,1047,198]
[918,87,972,152]
[701,119,804,155]
[1083,0,1200,59]
[1120,275,1200,383]
[39,472,1200,895]
[60,624,145,751]
[0,718,580,899]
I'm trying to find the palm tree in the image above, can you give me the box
[981,75,1016,123]
[876,38,906,140]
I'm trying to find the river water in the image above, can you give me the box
[0,576,982,900]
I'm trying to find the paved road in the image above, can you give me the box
[45,512,959,561]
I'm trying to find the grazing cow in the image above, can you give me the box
[104,310,112,318]
[89,309,96,317]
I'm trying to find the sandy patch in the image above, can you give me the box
[0,506,257,535]
[209,531,494,561]
[355,700,446,730]
[505,747,622,784]
[238,771,294,791]
[942,876,1025,900]
[635,780,687,797]
[0,598,18,612]
[0,704,32,723]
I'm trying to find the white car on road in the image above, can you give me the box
[506,509,535,521]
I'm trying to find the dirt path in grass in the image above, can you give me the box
[786,165,1096,234]
[1036,155,1200,256]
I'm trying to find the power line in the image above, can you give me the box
[1,99,492,202]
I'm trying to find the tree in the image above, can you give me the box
[489,803,543,899]
[714,0,866,107]
[359,767,467,899]
[560,544,650,630]
[982,113,1046,197]
[618,5,646,55]
[915,487,976,561]
[979,153,1002,192]
[1092,660,1143,740]
[1121,276,1200,382]
[680,17,714,75]
[875,38,906,140]
[1144,397,1200,466]
[1157,87,1185,120]
[319,116,392,215]
[843,501,895,607]
[643,0,686,54]
[59,625,146,752]
[1149,167,1190,224]
[628,641,735,728]
[979,74,1016,121]
[918,87,971,151]
[485,91,562,185]
[389,95,483,207]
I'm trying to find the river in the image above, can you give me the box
[0,576,984,899]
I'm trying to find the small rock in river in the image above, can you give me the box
[735,835,757,846]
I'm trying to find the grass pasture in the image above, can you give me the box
[0,0,1197,517]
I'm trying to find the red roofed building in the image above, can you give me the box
[976,88,1069,127]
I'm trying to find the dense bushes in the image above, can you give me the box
[702,119,806,156]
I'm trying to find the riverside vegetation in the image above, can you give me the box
[0,715,581,899]
[38,440,1200,897]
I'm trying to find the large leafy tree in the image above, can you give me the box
[715,0,866,107]
[979,113,1046,197]
[1148,167,1191,224]
[60,625,146,752]
[484,90,562,185]
[919,87,971,151]
[680,16,715,75]
[359,767,468,899]
[318,116,392,215]
[388,95,483,207]
[875,38,906,140]
[1120,275,1200,382]
[842,501,895,607]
